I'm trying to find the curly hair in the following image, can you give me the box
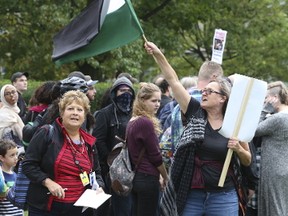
[132,82,162,135]
[58,90,90,116]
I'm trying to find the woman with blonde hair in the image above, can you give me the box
[23,90,104,216]
[126,83,168,216]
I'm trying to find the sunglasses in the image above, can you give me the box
[201,88,224,96]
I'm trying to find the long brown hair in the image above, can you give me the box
[132,82,162,135]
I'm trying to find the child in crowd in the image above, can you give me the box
[0,139,23,215]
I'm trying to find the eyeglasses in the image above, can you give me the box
[201,88,224,96]
[4,90,17,97]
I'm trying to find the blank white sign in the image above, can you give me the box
[219,74,267,142]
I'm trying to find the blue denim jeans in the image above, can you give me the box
[182,189,238,216]
[132,172,160,216]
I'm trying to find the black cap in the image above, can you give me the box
[11,72,29,83]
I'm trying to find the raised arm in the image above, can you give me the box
[145,42,191,114]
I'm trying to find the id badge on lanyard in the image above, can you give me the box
[80,171,90,186]
[89,171,99,190]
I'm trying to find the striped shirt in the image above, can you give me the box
[53,138,92,203]
[0,171,23,216]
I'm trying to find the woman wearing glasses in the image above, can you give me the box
[0,85,24,147]
[144,42,251,216]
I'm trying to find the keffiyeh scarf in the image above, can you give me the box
[160,109,206,216]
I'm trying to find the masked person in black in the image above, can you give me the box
[93,77,135,216]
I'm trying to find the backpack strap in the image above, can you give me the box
[48,124,53,141]
[115,135,145,171]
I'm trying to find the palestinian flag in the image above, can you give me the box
[52,0,144,66]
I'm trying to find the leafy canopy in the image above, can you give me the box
[1,0,288,82]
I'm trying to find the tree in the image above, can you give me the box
[1,0,288,82]
[138,0,288,81]
[0,0,145,81]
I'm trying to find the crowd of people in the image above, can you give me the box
[0,41,286,216]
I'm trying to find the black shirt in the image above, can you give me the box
[17,92,27,123]
[185,97,234,191]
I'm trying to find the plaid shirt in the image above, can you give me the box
[247,147,261,209]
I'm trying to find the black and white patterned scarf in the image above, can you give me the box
[160,109,206,216]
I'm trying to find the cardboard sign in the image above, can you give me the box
[218,74,267,187]
[219,74,267,142]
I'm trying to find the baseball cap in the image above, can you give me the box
[85,75,98,86]
[11,72,29,83]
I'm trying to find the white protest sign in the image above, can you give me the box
[219,74,267,142]
[218,74,267,187]
[211,29,227,65]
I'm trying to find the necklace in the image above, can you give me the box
[69,141,85,154]
[66,134,85,155]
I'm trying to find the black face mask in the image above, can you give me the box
[115,92,133,114]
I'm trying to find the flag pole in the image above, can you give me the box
[142,34,148,43]
[143,34,159,63]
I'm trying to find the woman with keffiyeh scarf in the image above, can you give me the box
[145,42,251,216]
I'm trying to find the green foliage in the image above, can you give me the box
[1,0,288,82]
[90,82,111,113]
[140,0,288,81]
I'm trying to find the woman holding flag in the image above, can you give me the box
[144,41,251,216]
